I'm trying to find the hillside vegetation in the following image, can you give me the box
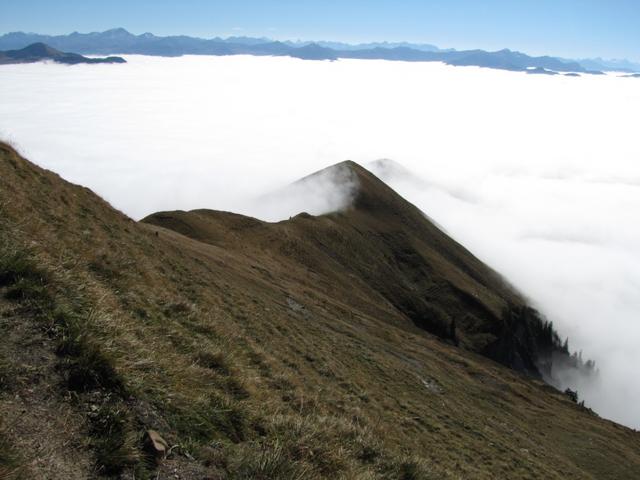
[1,142,639,479]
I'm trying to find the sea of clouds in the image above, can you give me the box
[0,55,639,428]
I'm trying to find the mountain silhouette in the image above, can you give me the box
[0,42,126,65]
[0,29,615,73]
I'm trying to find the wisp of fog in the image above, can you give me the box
[0,55,639,428]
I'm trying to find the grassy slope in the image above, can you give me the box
[147,161,519,338]
[0,142,639,479]
[144,162,547,373]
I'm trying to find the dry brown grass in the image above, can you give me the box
[0,141,639,479]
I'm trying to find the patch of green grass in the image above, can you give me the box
[87,401,145,476]
[167,394,250,445]
[0,243,51,309]
[0,247,42,288]
[54,308,125,394]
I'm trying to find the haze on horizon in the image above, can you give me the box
[1,54,639,429]
[2,0,640,62]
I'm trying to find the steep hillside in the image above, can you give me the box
[145,161,566,377]
[1,142,639,479]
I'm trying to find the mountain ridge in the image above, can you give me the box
[0,28,620,73]
[144,160,588,380]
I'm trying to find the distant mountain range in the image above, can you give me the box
[0,42,125,65]
[577,57,640,73]
[0,28,637,73]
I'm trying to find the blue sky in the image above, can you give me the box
[1,0,639,61]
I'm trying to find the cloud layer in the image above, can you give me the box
[1,55,639,427]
